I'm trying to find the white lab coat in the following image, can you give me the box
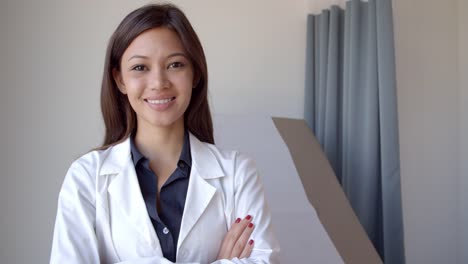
[50,133,280,264]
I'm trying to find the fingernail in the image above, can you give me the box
[246,215,252,220]
[249,239,254,245]
[235,218,241,223]
[248,223,254,228]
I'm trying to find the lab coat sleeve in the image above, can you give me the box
[116,257,255,264]
[115,257,261,264]
[49,161,202,264]
[50,161,100,264]
[116,257,267,264]
[228,152,280,263]
[50,154,278,264]
[115,153,279,264]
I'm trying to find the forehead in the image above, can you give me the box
[123,27,186,59]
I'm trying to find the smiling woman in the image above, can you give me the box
[113,27,195,131]
[49,3,279,264]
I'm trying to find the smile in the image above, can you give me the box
[145,97,175,105]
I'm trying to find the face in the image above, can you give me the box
[113,27,195,130]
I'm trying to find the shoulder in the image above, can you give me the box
[69,149,105,172]
[59,150,103,198]
[67,138,131,178]
[67,145,113,178]
[196,140,259,181]
[59,141,127,200]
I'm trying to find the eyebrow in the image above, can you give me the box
[128,52,188,61]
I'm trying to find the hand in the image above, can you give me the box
[217,215,255,260]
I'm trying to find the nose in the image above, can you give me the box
[149,68,169,90]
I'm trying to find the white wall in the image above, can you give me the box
[309,0,466,263]
[307,0,348,13]
[170,0,307,118]
[1,0,465,263]
[0,1,9,261]
[458,0,468,262]
[0,0,309,262]
[393,0,462,263]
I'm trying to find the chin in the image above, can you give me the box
[147,116,184,129]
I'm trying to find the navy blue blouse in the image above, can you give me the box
[130,131,191,262]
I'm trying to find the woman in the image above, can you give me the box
[50,3,279,264]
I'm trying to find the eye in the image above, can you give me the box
[131,65,147,71]
[168,62,185,69]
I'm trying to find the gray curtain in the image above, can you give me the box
[304,0,405,263]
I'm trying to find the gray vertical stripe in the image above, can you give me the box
[304,0,405,263]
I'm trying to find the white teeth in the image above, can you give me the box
[146,98,174,104]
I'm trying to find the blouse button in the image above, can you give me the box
[163,227,169,235]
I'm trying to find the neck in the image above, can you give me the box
[134,118,185,163]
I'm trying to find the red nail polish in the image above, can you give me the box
[246,215,252,220]
[249,239,254,245]
[248,223,254,228]
[235,218,241,223]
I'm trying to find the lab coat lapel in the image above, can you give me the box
[102,138,160,251]
[177,133,224,249]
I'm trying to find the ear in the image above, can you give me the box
[112,68,127,94]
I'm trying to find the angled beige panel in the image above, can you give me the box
[273,117,382,264]
[214,115,343,263]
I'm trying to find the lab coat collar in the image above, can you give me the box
[99,132,224,179]
[188,132,224,179]
[99,138,131,176]
[99,132,225,252]
[177,133,224,251]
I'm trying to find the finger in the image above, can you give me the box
[230,221,255,258]
[226,215,252,258]
[240,239,254,259]
[222,215,253,258]
[217,217,242,259]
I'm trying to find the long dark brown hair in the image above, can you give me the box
[98,3,213,150]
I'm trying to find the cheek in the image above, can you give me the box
[181,73,196,92]
[177,67,195,85]
[124,78,146,96]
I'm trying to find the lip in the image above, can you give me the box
[144,97,176,111]
[144,95,176,100]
